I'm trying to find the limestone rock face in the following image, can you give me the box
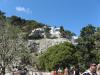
[28,38,70,53]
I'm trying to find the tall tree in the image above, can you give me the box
[76,24,96,68]
[94,27,100,63]
[0,22,29,75]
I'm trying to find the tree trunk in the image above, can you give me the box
[1,66,5,75]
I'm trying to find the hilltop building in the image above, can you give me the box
[28,26,78,53]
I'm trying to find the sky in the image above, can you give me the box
[0,0,100,35]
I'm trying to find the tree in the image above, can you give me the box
[64,30,76,40]
[0,10,6,20]
[60,26,75,39]
[60,26,65,38]
[22,20,44,32]
[94,27,100,63]
[60,26,64,32]
[44,26,51,38]
[39,42,76,71]
[0,22,30,75]
[9,16,26,27]
[80,24,96,39]
[0,10,6,26]
[76,24,96,69]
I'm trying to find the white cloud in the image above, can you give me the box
[16,6,32,14]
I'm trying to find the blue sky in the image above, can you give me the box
[0,0,100,35]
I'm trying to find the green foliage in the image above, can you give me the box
[38,25,100,71]
[0,10,75,40]
[80,24,96,39]
[1,10,100,72]
[60,26,75,39]
[6,15,46,40]
[7,16,45,32]
[94,27,100,63]
[22,20,45,32]
[0,10,6,20]
[64,30,76,40]
[39,42,76,71]
[44,26,51,38]
[60,26,66,38]
[75,25,97,69]
[9,16,25,27]
[0,21,31,74]
[60,26,64,32]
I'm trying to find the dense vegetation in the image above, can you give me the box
[39,42,76,71]
[60,26,76,40]
[1,10,75,40]
[0,10,34,75]
[39,24,100,71]
[0,10,100,73]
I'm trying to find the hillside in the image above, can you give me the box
[0,10,75,40]
[0,10,77,53]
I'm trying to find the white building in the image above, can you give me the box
[29,26,61,38]
[49,27,61,38]
[29,28,45,38]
